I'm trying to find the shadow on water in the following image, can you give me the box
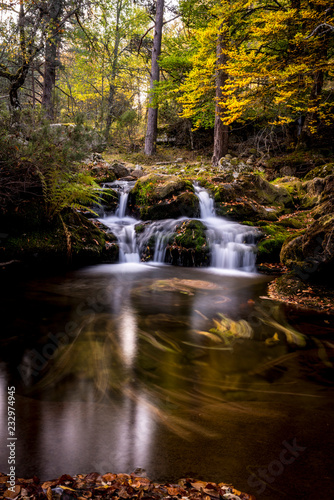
[0,264,334,499]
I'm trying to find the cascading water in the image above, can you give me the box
[99,181,140,263]
[194,184,257,271]
[99,179,258,271]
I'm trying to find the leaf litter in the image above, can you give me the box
[0,472,255,500]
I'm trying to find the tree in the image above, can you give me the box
[144,0,165,155]
[0,0,47,109]
[220,0,334,145]
[212,21,229,166]
[64,0,149,138]
[41,0,64,120]
[0,0,79,114]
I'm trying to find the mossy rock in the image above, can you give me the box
[256,223,293,263]
[131,173,193,206]
[216,201,278,223]
[300,175,334,209]
[267,152,320,178]
[303,163,334,180]
[213,173,293,208]
[165,219,210,267]
[280,213,334,281]
[0,212,119,269]
[138,192,199,221]
[257,235,288,263]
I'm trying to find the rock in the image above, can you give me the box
[213,173,293,222]
[166,219,210,266]
[300,174,334,209]
[130,173,192,207]
[303,163,334,180]
[110,161,130,178]
[131,167,145,179]
[119,175,136,181]
[280,213,334,281]
[140,192,199,220]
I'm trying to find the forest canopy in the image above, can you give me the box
[0,0,333,156]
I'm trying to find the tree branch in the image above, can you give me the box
[137,14,180,54]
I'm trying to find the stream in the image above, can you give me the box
[0,185,334,499]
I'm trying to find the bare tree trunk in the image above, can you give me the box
[212,26,229,167]
[42,0,62,120]
[105,0,123,141]
[144,0,164,156]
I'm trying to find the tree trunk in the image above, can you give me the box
[212,27,229,167]
[300,69,324,146]
[105,83,116,139]
[105,0,123,141]
[144,0,165,156]
[42,0,62,120]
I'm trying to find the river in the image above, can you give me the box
[1,263,334,499]
[1,183,334,499]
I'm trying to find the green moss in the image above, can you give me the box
[303,163,334,180]
[256,223,292,263]
[1,212,119,268]
[257,235,287,263]
[135,224,145,234]
[174,220,208,253]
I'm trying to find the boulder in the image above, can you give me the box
[110,161,131,178]
[165,219,210,266]
[139,219,210,266]
[130,173,196,220]
[299,174,334,209]
[139,192,199,221]
[280,213,334,281]
[212,173,293,222]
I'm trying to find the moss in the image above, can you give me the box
[257,235,287,263]
[164,219,210,267]
[256,223,292,263]
[138,192,199,221]
[278,217,305,229]
[135,224,145,234]
[174,220,208,253]
[303,163,334,180]
[0,211,119,268]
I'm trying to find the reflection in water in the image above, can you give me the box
[0,266,334,499]
[118,307,137,368]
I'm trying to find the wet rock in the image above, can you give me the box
[140,192,199,221]
[130,174,197,220]
[165,219,210,267]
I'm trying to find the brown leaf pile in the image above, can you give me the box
[0,472,255,500]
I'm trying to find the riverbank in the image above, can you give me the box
[0,472,255,500]
[268,273,334,315]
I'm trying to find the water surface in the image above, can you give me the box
[0,264,334,500]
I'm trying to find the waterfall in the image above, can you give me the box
[99,180,140,263]
[194,184,257,272]
[98,180,258,272]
